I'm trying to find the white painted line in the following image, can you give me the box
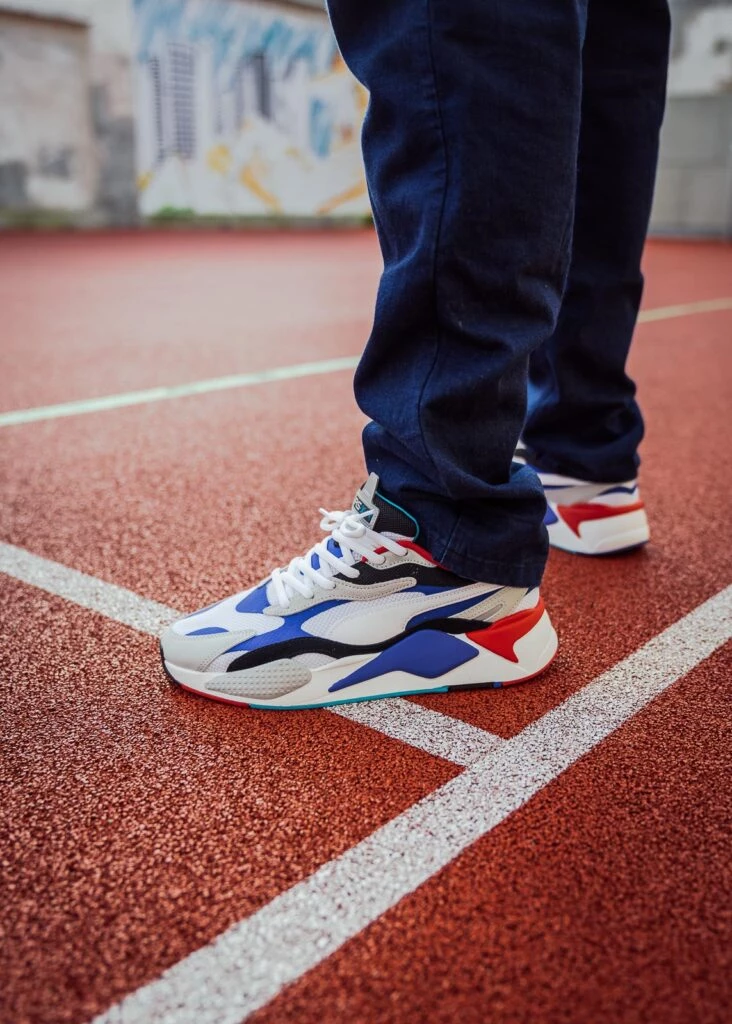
[88,584,732,1024]
[0,541,181,635]
[0,541,504,766]
[0,356,359,428]
[2,298,730,430]
[636,297,732,323]
[332,697,504,767]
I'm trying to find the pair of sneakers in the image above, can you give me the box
[161,464,649,710]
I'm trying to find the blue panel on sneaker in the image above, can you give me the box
[329,630,478,692]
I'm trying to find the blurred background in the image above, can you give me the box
[0,0,730,235]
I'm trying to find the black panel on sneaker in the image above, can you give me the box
[225,615,495,673]
[333,560,468,588]
[351,472,419,539]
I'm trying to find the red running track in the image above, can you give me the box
[1,231,731,1024]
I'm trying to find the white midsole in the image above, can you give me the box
[547,506,650,555]
[165,611,558,709]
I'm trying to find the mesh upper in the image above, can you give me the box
[371,490,418,539]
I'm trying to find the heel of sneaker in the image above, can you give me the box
[548,502,650,556]
[459,598,558,688]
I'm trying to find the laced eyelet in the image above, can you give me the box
[272,506,407,603]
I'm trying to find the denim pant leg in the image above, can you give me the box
[524,0,671,483]
[326,0,587,588]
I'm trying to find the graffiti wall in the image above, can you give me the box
[131,0,369,218]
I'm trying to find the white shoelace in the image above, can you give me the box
[268,509,408,607]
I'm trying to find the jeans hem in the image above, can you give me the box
[527,448,640,484]
[430,526,546,588]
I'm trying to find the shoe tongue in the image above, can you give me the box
[351,473,418,540]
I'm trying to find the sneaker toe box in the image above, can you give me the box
[160,624,256,673]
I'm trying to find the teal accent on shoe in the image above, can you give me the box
[247,685,448,711]
[375,490,420,540]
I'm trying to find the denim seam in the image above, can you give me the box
[414,0,452,488]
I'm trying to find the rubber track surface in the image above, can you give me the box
[1,232,730,1024]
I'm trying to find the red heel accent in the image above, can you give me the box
[557,501,645,537]
[466,598,546,664]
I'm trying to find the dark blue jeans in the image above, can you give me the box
[327,0,670,587]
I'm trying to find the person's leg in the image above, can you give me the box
[327,0,587,588]
[523,0,671,483]
[162,0,583,707]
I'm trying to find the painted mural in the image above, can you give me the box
[132,0,369,217]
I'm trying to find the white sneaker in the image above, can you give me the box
[539,471,650,555]
[516,446,650,555]
[160,474,558,709]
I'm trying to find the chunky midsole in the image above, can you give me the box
[163,609,558,709]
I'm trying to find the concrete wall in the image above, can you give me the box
[651,1,732,236]
[0,10,96,212]
[86,0,137,223]
[0,0,137,222]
